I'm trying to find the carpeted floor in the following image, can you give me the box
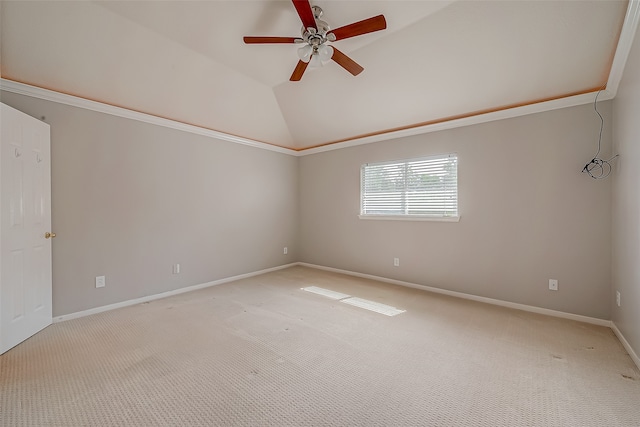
[1,266,639,426]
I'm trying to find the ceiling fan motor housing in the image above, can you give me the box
[301,6,335,50]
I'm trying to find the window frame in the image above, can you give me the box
[359,153,460,222]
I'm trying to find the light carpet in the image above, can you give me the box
[1,266,639,426]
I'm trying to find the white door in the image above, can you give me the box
[1,103,52,355]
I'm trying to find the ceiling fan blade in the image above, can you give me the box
[331,47,364,76]
[290,60,310,81]
[329,15,387,41]
[243,36,300,44]
[292,0,317,31]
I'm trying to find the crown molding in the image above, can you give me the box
[2,0,637,157]
[300,90,613,156]
[606,0,640,97]
[0,78,298,156]
[2,78,611,158]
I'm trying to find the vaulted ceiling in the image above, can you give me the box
[0,1,633,151]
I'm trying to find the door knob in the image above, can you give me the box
[45,232,56,239]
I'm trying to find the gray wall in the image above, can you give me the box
[300,103,613,319]
[0,86,619,322]
[612,23,640,358]
[0,91,298,317]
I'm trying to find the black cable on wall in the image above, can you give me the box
[582,89,618,179]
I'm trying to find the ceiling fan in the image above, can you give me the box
[243,0,387,81]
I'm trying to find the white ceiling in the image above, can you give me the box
[0,1,630,150]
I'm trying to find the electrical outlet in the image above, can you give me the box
[616,291,621,307]
[393,258,400,267]
[95,276,106,288]
[283,247,288,255]
[549,279,558,291]
[173,263,180,274]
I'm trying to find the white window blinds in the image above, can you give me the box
[360,154,458,218]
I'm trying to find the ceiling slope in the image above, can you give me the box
[275,0,627,147]
[0,1,630,150]
[1,0,295,147]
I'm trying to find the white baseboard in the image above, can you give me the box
[297,262,612,327]
[53,263,298,323]
[611,322,640,371]
[54,261,639,371]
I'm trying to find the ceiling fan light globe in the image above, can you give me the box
[297,45,313,63]
[310,53,323,68]
[318,45,334,62]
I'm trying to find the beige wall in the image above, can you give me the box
[0,91,298,317]
[300,103,613,319]
[612,23,640,357]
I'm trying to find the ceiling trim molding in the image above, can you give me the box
[2,0,636,157]
[0,78,298,156]
[606,0,640,97]
[300,89,613,156]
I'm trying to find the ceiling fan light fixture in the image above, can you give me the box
[243,1,387,81]
[297,44,313,63]
[310,52,323,68]
[318,44,334,62]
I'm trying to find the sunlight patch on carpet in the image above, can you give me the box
[340,297,406,316]
[302,286,351,300]
[302,286,405,316]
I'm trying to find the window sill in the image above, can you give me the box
[358,215,460,222]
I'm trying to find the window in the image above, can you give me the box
[360,154,458,221]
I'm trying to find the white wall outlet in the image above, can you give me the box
[393,258,400,267]
[173,263,180,274]
[549,279,558,291]
[616,291,621,307]
[95,275,106,288]
[283,247,288,255]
